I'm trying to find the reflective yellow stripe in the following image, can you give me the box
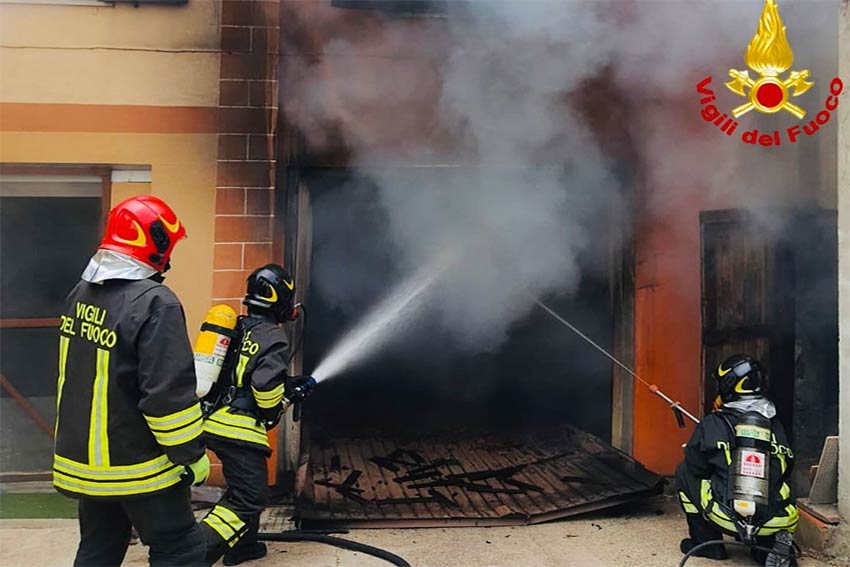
[203,514,236,543]
[88,349,110,467]
[55,336,70,435]
[203,505,247,547]
[762,505,799,529]
[700,479,712,509]
[252,384,284,409]
[53,466,183,497]
[203,420,269,447]
[148,416,204,447]
[203,407,269,446]
[707,504,737,531]
[144,403,202,430]
[777,452,788,474]
[679,491,699,514]
[699,479,736,532]
[54,453,176,479]
[145,404,203,447]
[235,355,249,388]
[780,483,791,500]
[252,384,284,400]
[210,505,246,531]
[255,397,282,409]
[151,422,204,447]
[721,444,732,466]
[207,409,262,429]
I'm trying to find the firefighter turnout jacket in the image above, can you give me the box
[203,315,289,454]
[677,407,798,535]
[53,279,205,498]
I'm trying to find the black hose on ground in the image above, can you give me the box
[679,540,797,567]
[257,532,412,567]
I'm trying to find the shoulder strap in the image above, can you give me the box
[200,316,246,415]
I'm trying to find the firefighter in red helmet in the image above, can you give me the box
[54,195,210,566]
[676,355,798,567]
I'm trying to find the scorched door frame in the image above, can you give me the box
[699,209,796,430]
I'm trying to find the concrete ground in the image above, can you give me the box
[0,497,841,567]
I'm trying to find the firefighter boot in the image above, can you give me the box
[223,515,265,566]
[223,542,267,566]
[680,514,729,560]
[756,531,797,567]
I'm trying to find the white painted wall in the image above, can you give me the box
[838,0,850,522]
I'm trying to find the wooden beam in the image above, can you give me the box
[0,373,54,440]
[0,318,60,329]
[0,472,52,483]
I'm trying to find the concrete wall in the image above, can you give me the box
[0,0,292,483]
[0,1,219,107]
[838,0,850,522]
[0,0,221,332]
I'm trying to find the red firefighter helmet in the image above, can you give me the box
[99,195,187,271]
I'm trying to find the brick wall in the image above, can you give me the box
[214,0,280,314]
[208,0,282,487]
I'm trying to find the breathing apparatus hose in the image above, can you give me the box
[678,540,798,567]
[257,531,411,567]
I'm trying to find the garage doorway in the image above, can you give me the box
[287,167,659,527]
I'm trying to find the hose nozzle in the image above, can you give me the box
[281,376,317,412]
[293,376,317,400]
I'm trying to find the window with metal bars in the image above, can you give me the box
[331,0,448,17]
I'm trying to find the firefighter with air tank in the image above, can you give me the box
[196,264,315,565]
[676,354,799,567]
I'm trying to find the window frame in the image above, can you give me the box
[0,1,112,6]
[0,164,111,331]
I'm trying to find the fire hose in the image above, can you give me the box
[532,296,802,566]
[678,540,797,566]
[530,296,700,425]
[257,531,411,567]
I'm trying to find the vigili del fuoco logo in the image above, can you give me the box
[696,0,843,147]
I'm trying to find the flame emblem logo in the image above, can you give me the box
[725,0,814,119]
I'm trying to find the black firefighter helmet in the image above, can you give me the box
[243,264,296,323]
[715,354,765,404]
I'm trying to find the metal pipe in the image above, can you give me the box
[530,296,700,425]
[0,372,55,439]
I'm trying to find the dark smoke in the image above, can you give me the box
[284,0,838,359]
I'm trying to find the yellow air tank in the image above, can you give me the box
[193,304,238,397]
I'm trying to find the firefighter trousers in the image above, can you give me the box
[675,462,797,546]
[73,484,207,567]
[201,437,269,564]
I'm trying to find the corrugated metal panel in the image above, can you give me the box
[297,426,663,527]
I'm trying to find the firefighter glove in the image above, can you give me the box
[259,405,284,430]
[283,375,316,403]
[182,453,210,486]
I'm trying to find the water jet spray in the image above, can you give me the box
[310,249,458,383]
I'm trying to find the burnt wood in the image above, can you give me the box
[298,425,663,527]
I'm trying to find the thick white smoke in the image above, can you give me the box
[282,0,838,365]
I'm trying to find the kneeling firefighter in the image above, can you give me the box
[199,264,315,565]
[676,354,798,566]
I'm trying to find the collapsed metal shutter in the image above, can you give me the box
[297,425,663,528]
